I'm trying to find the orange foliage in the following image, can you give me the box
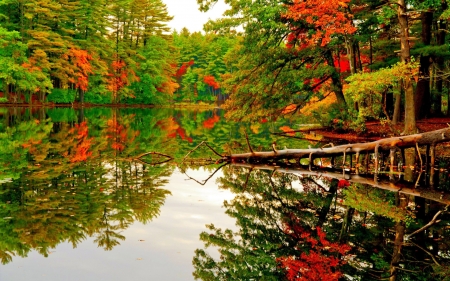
[157,117,192,142]
[284,0,356,47]
[282,104,297,114]
[22,50,49,74]
[21,138,42,154]
[105,118,139,151]
[69,121,93,162]
[157,80,180,95]
[204,75,220,89]
[299,94,337,116]
[61,48,95,92]
[107,59,140,97]
[203,114,220,129]
[279,126,296,136]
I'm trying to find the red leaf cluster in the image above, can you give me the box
[67,48,93,92]
[203,75,220,89]
[157,117,192,142]
[333,54,351,73]
[105,118,138,151]
[69,121,93,162]
[284,0,357,47]
[278,215,351,281]
[107,59,140,95]
[175,60,195,78]
[203,114,220,129]
[337,179,350,188]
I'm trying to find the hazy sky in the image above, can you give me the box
[163,0,228,32]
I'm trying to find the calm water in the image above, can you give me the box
[1,107,449,281]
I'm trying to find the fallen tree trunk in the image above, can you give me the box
[224,127,450,164]
[230,163,450,205]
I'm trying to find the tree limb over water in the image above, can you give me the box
[222,127,450,163]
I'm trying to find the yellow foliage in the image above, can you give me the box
[250,123,261,134]
[300,93,337,116]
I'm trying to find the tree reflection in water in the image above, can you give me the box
[0,109,173,264]
[193,163,450,281]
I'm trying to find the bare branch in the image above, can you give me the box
[182,141,224,162]
[181,163,228,186]
[406,206,448,239]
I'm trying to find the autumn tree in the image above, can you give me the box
[197,0,356,120]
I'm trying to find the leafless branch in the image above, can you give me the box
[182,141,224,162]
[181,163,228,186]
[406,206,448,239]
[244,131,254,154]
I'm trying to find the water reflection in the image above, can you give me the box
[0,144,172,263]
[2,107,450,281]
[193,163,450,280]
[0,106,297,268]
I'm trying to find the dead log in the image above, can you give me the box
[230,163,450,205]
[225,127,450,163]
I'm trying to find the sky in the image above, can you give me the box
[163,0,228,32]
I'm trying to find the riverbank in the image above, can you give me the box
[0,101,219,109]
[311,118,450,142]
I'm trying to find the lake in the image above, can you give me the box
[1,107,449,281]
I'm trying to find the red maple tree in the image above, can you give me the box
[66,48,93,92]
[107,58,139,101]
[175,60,195,78]
[284,0,357,47]
[203,75,220,90]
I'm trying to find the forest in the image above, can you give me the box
[0,0,236,106]
[0,0,448,134]
[2,0,450,278]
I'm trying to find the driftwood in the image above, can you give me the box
[223,128,450,163]
[230,163,450,205]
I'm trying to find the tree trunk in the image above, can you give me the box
[3,82,9,101]
[346,38,357,75]
[448,81,450,117]
[392,81,402,125]
[324,49,346,106]
[339,207,355,242]
[397,0,417,134]
[79,90,84,104]
[414,11,433,119]
[435,13,447,116]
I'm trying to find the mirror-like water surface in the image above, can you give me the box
[1,107,450,281]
